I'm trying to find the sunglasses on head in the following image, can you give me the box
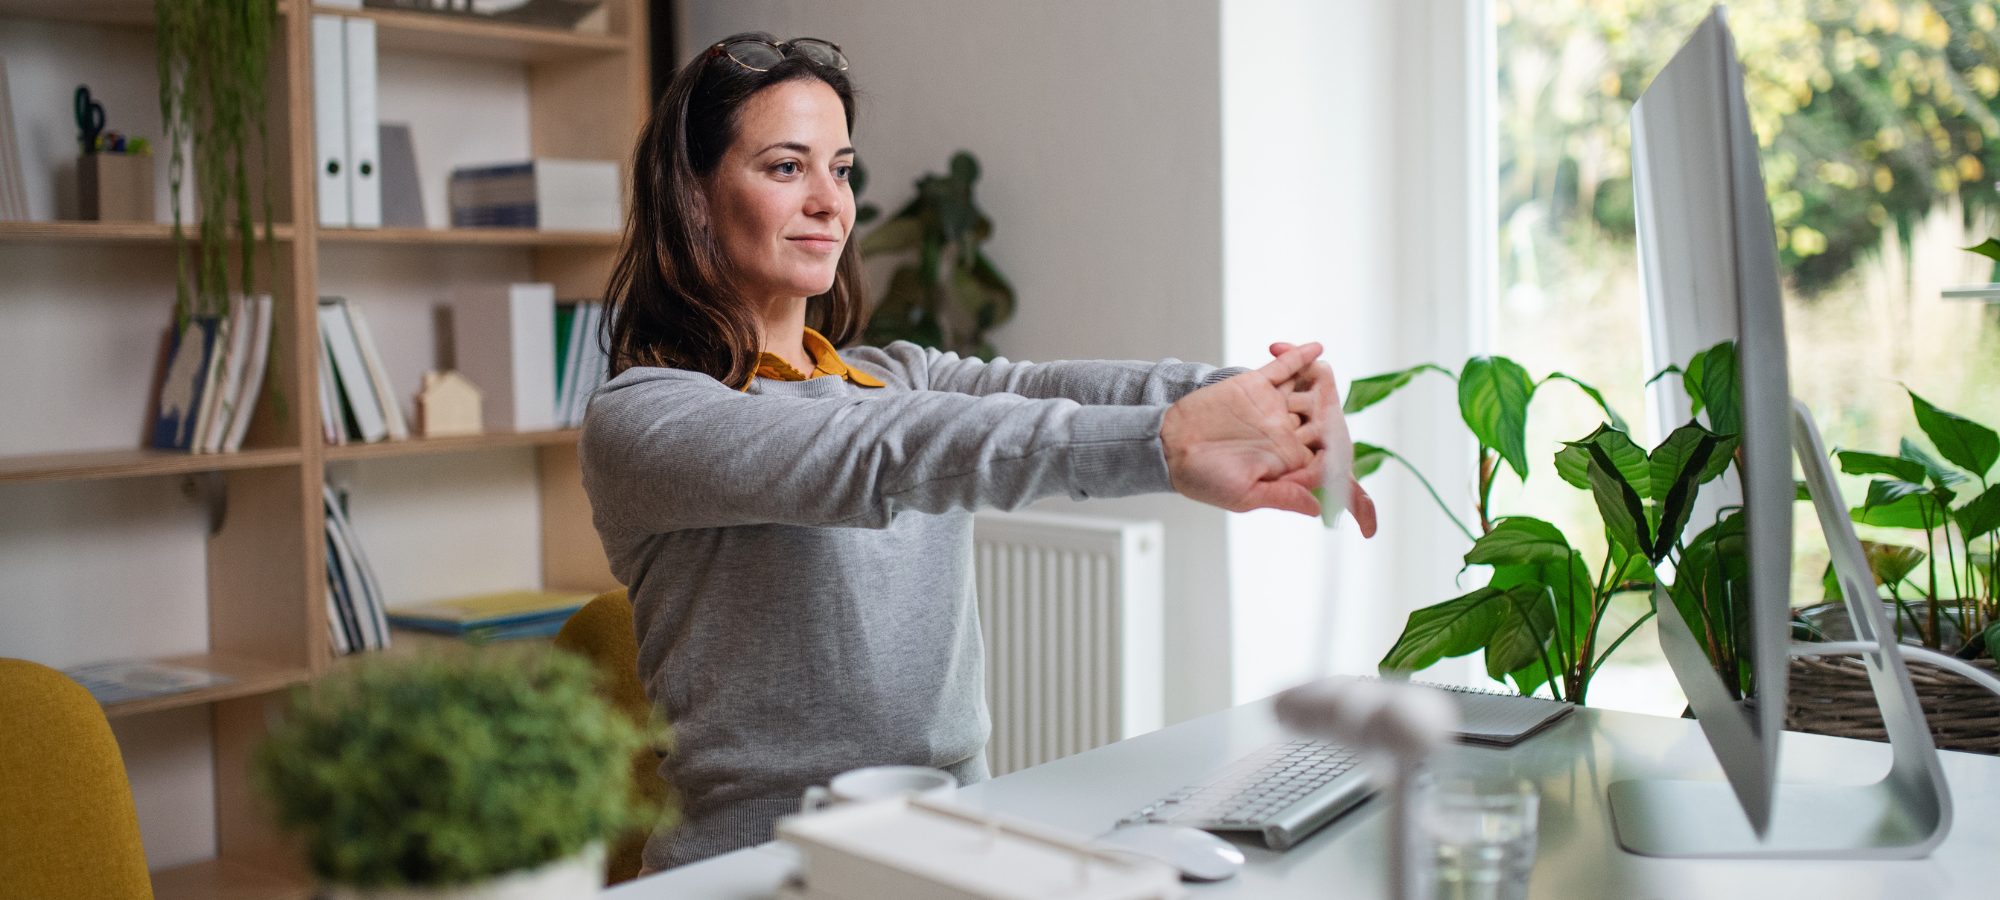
[709,37,848,73]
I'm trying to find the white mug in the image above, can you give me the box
[800,765,957,814]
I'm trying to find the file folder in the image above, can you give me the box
[312,15,349,227]
[343,17,381,228]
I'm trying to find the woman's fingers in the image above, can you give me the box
[1349,478,1379,538]
[1256,342,1322,387]
[1244,479,1321,518]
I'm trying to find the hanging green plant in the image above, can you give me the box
[155,0,278,326]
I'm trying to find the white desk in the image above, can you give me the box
[607,698,2000,899]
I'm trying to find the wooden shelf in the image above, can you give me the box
[152,857,311,900]
[318,4,627,62]
[0,447,303,486]
[100,653,311,719]
[323,429,581,462]
[318,226,620,248]
[0,220,298,245]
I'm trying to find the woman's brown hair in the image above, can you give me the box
[603,32,866,388]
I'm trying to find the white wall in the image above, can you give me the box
[1220,0,1489,702]
[680,0,1237,723]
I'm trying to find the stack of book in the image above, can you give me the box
[556,300,608,428]
[149,294,277,453]
[386,589,595,642]
[447,158,620,231]
[324,483,391,655]
[317,296,409,445]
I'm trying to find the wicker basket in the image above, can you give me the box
[1785,654,2000,756]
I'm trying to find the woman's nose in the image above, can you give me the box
[803,170,843,218]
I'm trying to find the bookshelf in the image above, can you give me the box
[0,1,643,896]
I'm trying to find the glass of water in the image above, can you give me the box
[1423,776,1539,900]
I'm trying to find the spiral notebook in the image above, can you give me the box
[1379,677,1577,746]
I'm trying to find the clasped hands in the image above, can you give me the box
[1160,342,1378,537]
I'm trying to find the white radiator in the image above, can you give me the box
[972,510,1165,776]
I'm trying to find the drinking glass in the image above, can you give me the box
[1424,776,1539,900]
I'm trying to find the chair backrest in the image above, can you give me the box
[0,658,154,900]
[552,590,670,885]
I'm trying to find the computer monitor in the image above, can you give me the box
[1607,5,1954,858]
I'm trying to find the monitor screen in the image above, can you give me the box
[1630,5,1792,834]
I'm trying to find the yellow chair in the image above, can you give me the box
[552,589,673,885]
[0,658,154,900]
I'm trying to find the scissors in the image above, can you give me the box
[74,85,105,154]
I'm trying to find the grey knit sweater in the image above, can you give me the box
[579,340,1239,870]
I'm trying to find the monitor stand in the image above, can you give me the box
[1606,400,1952,859]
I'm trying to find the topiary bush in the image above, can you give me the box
[253,647,658,889]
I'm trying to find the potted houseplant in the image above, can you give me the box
[253,648,659,899]
[857,150,1016,360]
[1340,350,1738,703]
[1788,391,2000,754]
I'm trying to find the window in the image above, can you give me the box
[1492,0,2000,714]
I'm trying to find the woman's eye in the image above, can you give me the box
[834,164,853,180]
[773,161,800,176]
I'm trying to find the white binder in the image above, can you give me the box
[343,17,381,228]
[311,15,349,228]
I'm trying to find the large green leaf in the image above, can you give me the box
[1541,372,1628,431]
[1486,584,1561,685]
[1584,446,1651,560]
[1908,390,1998,481]
[1507,660,1552,697]
[1464,517,1574,567]
[1900,439,1969,488]
[1850,479,1949,530]
[1649,422,1738,497]
[1343,364,1454,415]
[1554,425,1649,495]
[1491,551,1594,661]
[1379,587,1511,673]
[1684,340,1741,436]
[1352,442,1389,480]
[1837,450,1927,484]
[1965,238,2000,263]
[1649,423,1736,560]
[1458,357,1538,481]
[1955,484,2000,542]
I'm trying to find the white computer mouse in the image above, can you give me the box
[1093,823,1246,882]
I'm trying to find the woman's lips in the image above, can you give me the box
[788,237,841,253]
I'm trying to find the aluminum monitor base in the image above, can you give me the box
[1609,778,1937,859]
[1607,401,1952,859]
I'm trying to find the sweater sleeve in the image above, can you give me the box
[844,341,1248,406]
[581,367,1174,534]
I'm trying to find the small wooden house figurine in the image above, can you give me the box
[416,370,482,437]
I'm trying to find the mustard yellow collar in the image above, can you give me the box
[750,327,885,389]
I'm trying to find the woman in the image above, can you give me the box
[581,33,1376,871]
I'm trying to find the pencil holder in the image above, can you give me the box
[79,152,154,222]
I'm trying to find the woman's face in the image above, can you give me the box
[706,79,856,309]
